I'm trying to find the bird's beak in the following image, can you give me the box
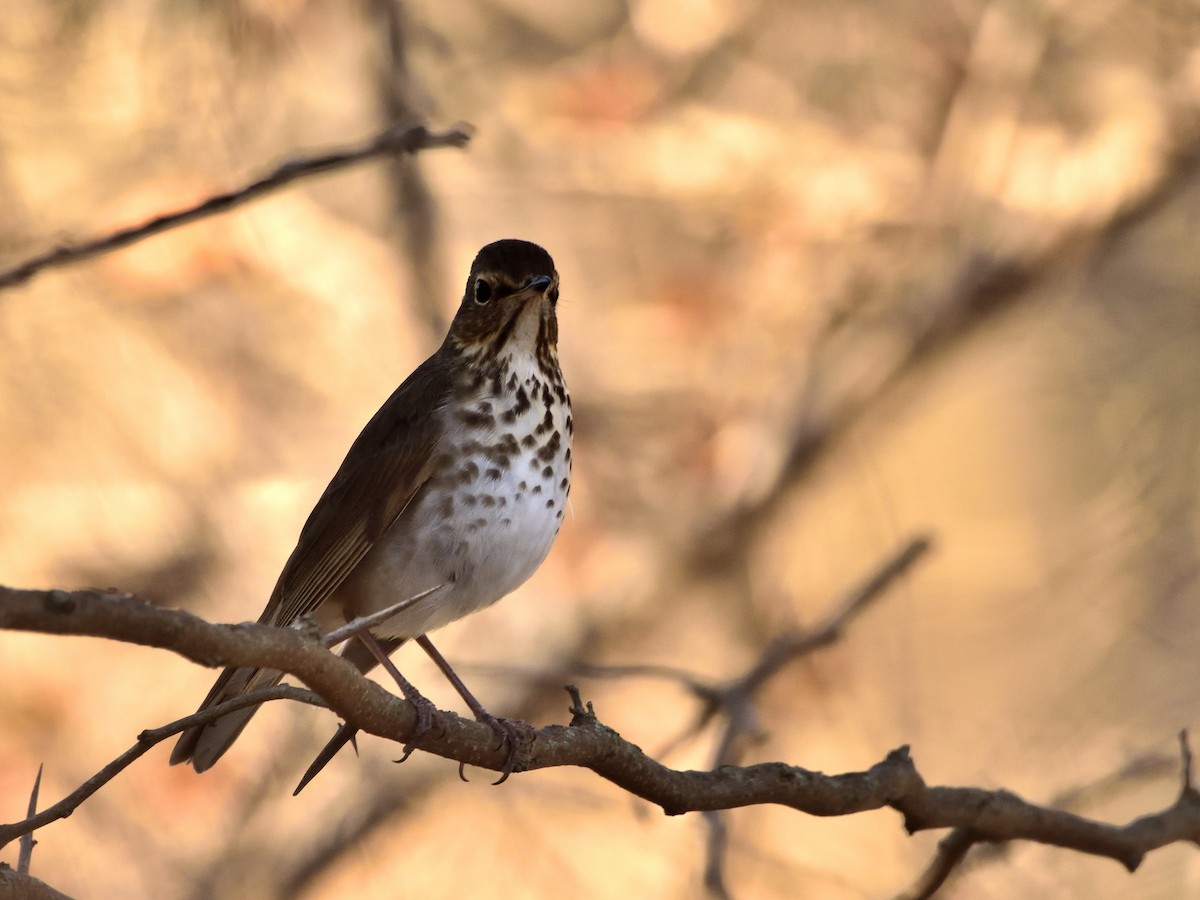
[513,275,553,302]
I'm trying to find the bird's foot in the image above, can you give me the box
[393,691,444,765]
[462,713,535,785]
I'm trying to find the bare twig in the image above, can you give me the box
[0,684,320,847]
[894,829,981,900]
[2,584,1199,879]
[320,584,443,647]
[0,121,472,291]
[17,764,42,874]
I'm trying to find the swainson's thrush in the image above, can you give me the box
[170,240,572,786]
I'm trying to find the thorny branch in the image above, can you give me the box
[0,121,472,290]
[2,584,1199,891]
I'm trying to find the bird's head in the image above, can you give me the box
[446,240,560,366]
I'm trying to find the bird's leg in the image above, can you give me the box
[358,631,441,761]
[415,634,532,784]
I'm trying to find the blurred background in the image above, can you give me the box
[2,0,1200,897]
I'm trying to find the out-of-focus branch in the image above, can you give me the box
[0,121,472,291]
[371,0,451,339]
[692,120,1200,575]
[2,585,1200,884]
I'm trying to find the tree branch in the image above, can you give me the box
[2,584,1199,885]
[0,121,472,291]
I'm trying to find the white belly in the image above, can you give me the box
[335,352,572,639]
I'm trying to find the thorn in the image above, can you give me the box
[458,761,470,783]
[18,763,43,875]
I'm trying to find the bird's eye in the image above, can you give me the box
[474,279,492,305]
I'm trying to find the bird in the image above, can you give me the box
[170,239,572,788]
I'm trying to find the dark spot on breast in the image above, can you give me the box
[535,409,553,434]
[438,495,454,518]
[502,409,517,424]
[485,467,501,480]
[506,373,518,390]
[565,415,574,435]
[497,496,507,507]
[564,448,572,464]
[463,495,478,508]
[537,432,561,462]
[545,499,555,509]
[481,495,497,507]
[532,485,542,495]
[556,509,564,519]
[555,384,567,403]
[559,478,569,490]
[541,384,553,409]
[459,408,495,429]
[501,517,512,526]
[514,387,530,415]
[530,457,540,469]
[518,481,528,491]
[521,434,536,449]
[468,517,489,532]
[541,465,554,479]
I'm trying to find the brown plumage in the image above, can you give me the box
[170,240,571,778]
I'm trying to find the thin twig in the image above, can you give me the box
[893,830,981,900]
[320,584,444,647]
[0,683,320,848]
[0,121,472,290]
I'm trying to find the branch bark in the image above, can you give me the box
[2,584,1199,884]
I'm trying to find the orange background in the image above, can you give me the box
[2,1,1200,897]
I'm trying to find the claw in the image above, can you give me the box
[391,692,442,767]
[473,713,534,785]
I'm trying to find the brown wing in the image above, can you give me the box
[262,352,451,629]
[170,353,451,772]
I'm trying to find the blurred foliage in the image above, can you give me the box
[2,0,1200,897]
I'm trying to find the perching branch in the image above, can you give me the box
[0,121,472,291]
[2,584,1200,891]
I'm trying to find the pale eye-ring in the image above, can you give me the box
[474,279,492,305]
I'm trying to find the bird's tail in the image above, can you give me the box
[169,665,283,772]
